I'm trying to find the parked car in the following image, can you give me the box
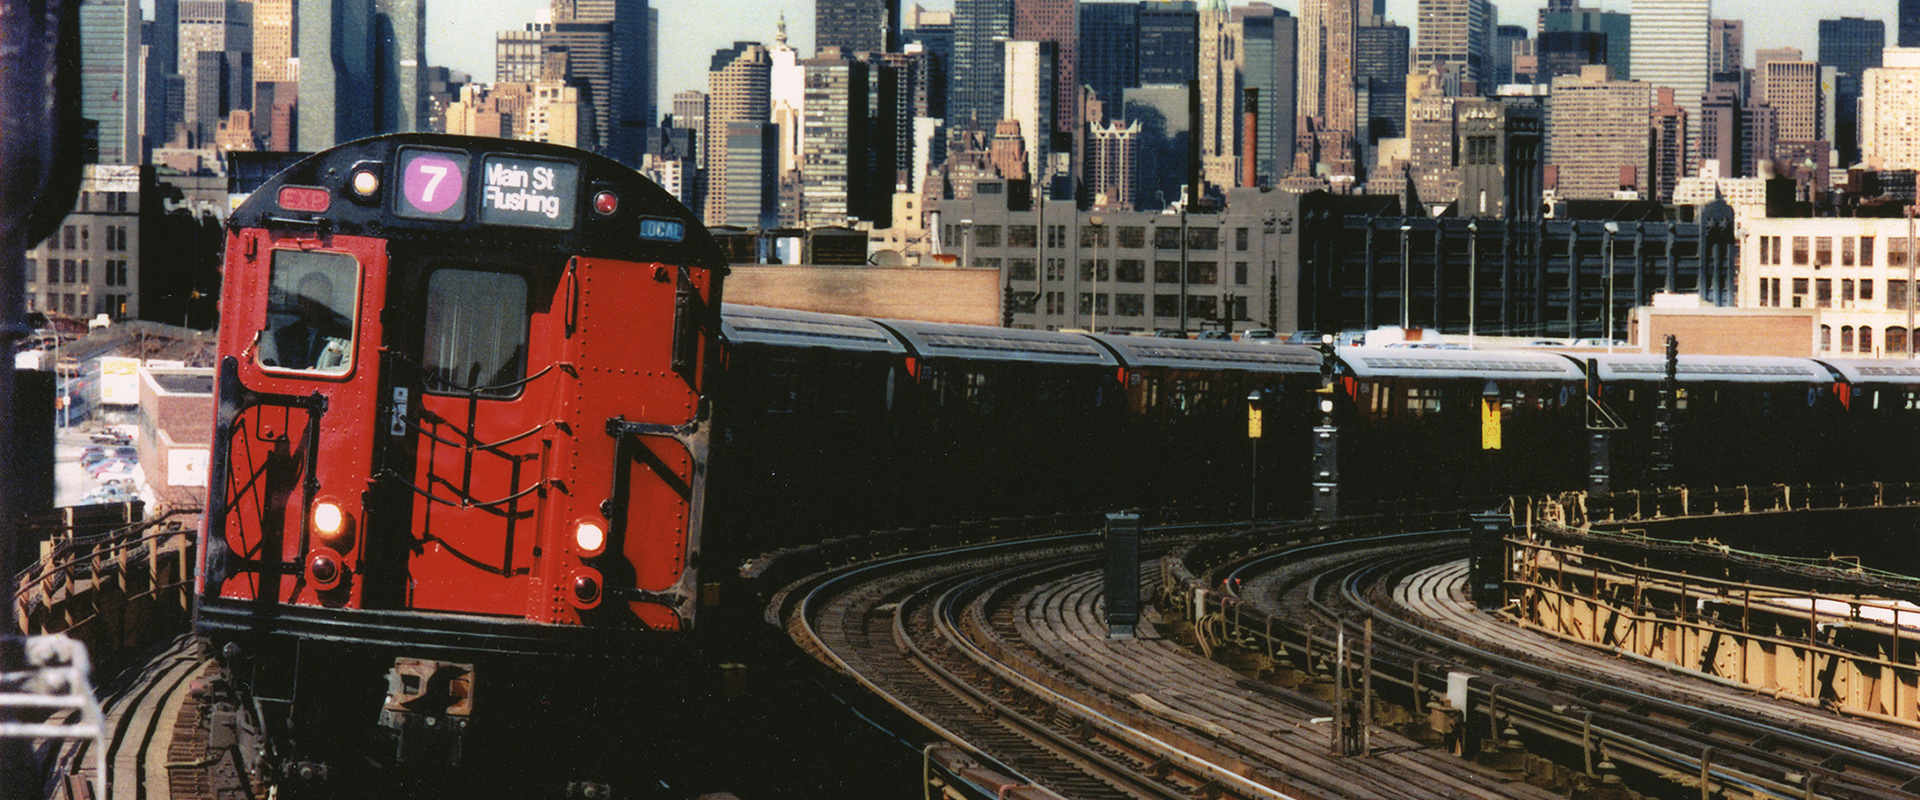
[1284,330,1326,345]
[80,446,107,468]
[90,459,134,482]
[80,485,135,505]
[1198,330,1233,341]
[112,446,139,462]
[1241,328,1277,342]
[1154,329,1188,339]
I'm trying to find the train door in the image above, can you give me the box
[205,232,388,609]
[395,259,551,616]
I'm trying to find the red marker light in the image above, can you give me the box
[593,190,619,215]
[277,185,332,213]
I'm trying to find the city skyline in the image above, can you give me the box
[418,0,1897,106]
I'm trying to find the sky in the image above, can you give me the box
[413,0,1899,104]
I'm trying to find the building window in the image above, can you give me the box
[25,258,34,283]
[1008,225,1037,247]
[1792,236,1809,265]
[1011,291,1038,313]
[1080,225,1109,248]
[45,260,56,283]
[1757,235,1771,265]
[1045,258,1066,281]
[1046,225,1067,248]
[62,225,74,250]
[1890,279,1910,310]
[1187,294,1217,319]
[1862,279,1875,302]
[1863,236,1875,266]
[1815,237,1832,267]
[1792,277,1808,307]
[1820,324,1831,351]
[975,257,1001,272]
[1118,226,1145,248]
[1889,327,1909,355]
[1861,326,1874,354]
[1842,325,1855,352]
[1154,260,1180,282]
[1816,278,1831,308]
[1843,279,1855,305]
[1842,236,1855,266]
[63,260,75,283]
[1187,261,1217,285]
[1153,226,1181,249]
[1235,227,1249,250]
[974,225,1000,247]
[1010,258,1036,281]
[1116,294,1144,316]
[1890,237,1909,267]
[1234,262,1249,285]
[1153,294,1180,317]
[1187,227,1218,250]
[1116,259,1144,282]
[1079,259,1109,281]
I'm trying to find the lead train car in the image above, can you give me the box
[196,134,726,792]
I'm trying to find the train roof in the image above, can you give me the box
[719,305,907,354]
[1583,354,1830,383]
[1812,358,1920,385]
[1092,335,1320,373]
[1337,347,1586,381]
[874,319,1119,367]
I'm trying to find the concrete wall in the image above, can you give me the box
[725,264,1002,325]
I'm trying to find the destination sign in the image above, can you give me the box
[479,154,579,229]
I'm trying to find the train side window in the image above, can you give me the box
[421,269,529,397]
[259,250,359,374]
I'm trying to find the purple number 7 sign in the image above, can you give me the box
[402,152,465,216]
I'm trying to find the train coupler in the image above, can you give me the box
[378,658,474,767]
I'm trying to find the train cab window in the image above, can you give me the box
[259,250,359,374]
[421,269,529,397]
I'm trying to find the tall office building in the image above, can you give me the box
[1196,0,1236,194]
[724,121,779,228]
[251,0,295,83]
[1003,40,1055,188]
[1407,83,1460,203]
[553,0,655,165]
[1455,97,1543,218]
[1123,84,1190,208]
[1819,17,1885,166]
[1649,87,1687,202]
[298,0,428,149]
[801,50,872,225]
[673,90,708,163]
[1762,58,1822,143]
[950,0,1011,132]
[80,0,142,163]
[545,21,618,152]
[1904,0,1920,48]
[1861,48,1920,169]
[1085,119,1140,209]
[1630,0,1708,170]
[179,0,252,147]
[1540,9,1629,79]
[1355,19,1408,148]
[1415,0,1494,94]
[903,6,953,120]
[769,18,804,179]
[1698,82,1743,176]
[1493,24,1527,86]
[1299,0,1357,176]
[1015,0,1076,147]
[1138,1,1198,86]
[1242,10,1299,185]
[1078,2,1139,115]
[1548,65,1650,199]
[818,0,899,54]
[1709,18,1742,78]
[704,42,770,225]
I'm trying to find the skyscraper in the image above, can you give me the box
[1862,48,1920,168]
[298,0,426,150]
[1003,40,1055,187]
[1819,17,1885,166]
[1014,0,1076,149]
[252,0,296,83]
[1630,0,1708,170]
[1762,58,1822,143]
[1242,10,1299,185]
[801,49,871,225]
[1650,87,1687,202]
[1138,1,1198,86]
[1299,0,1357,177]
[1540,9,1629,79]
[1493,24,1528,86]
[950,0,1011,132]
[179,0,252,147]
[1709,18,1742,78]
[553,0,655,165]
[903,5,953,120]
[1415,0,1494,94]
[704,42,770,225]
[1078,2,1139,115]
[817,0,899,54]
[1548,65,1650,199]
[1196,0,1235,194]
[1355,19,1408,150]
[1903,0,1920,48]
[80,0,142,163]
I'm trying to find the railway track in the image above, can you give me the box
[1206,531,1920,799]
[43,635,215,800]
[777,526,1572,799]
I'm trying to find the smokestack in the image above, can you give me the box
[1242,88,1259,187]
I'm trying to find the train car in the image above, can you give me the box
[1092,335,1322,516]
[196,134,726,794]
[1806,358,1920,485]
[1582,354,1842,488]
[1330,348,1590,511]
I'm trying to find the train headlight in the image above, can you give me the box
[313,499,356,551]
[351,169,381,198]
[574,521,607,556]
[308,547,346,591]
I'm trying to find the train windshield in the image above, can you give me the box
[421,268,529,397]
[259,250,359,374]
